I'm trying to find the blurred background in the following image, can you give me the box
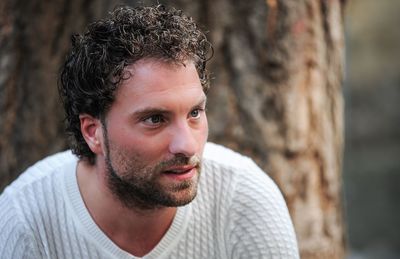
[344,0,400,258]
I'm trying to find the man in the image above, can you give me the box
[0,5,299,259]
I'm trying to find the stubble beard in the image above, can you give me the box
[103,132,202,211]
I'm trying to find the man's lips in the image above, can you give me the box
[161,165,198,181]
[163,165,196,175]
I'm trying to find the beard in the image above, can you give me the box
[103,129,201,211]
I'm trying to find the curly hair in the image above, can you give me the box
[59,5,212,164]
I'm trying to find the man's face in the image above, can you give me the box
[101,59,208,210]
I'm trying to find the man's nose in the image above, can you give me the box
[168,122,198,157]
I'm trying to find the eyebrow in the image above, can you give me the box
[132,96,207,120]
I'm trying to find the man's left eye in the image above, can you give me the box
[190,109,202,119]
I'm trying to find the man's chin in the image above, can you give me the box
[112,181,199,210]
[164,189,198,207]
[161,178,200,206]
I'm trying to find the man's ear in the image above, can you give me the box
[79,114,104,156]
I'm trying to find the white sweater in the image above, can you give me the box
[0,143,299,259]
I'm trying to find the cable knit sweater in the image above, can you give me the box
[0,143,299,259]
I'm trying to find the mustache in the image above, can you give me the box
[157,155,201,171]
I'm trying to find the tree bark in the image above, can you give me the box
[172,0,346,258]
[0,0,114,190]
[0,0,346,257]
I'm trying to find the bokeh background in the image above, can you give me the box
[344,0,400,258]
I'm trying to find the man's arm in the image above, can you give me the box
[0,192,39,259]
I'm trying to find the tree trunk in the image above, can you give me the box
[0,0,346,257]
[172,0,346,258]
[0,0,115,190]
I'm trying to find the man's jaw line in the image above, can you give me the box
[104,156,201,212]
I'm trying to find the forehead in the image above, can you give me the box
[112,59,204,108]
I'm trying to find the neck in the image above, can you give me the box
[76,159,176,256]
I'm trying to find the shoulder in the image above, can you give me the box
[0,150,77,257]
[202,143,299,258]
[2,150,77,196]
[202,142,276,192]
[202,143,288,220]
[203,142,260,171]
[0,149,77,213]
[202,142,283,204]
[0,150,77,227]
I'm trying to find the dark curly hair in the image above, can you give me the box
[59,5,212,164]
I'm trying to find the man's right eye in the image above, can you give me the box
[143,115,164,125]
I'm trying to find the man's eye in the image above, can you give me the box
[143,115,164,125]
[190,109,202,119]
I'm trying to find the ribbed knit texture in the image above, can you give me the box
[0,143,299,259]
